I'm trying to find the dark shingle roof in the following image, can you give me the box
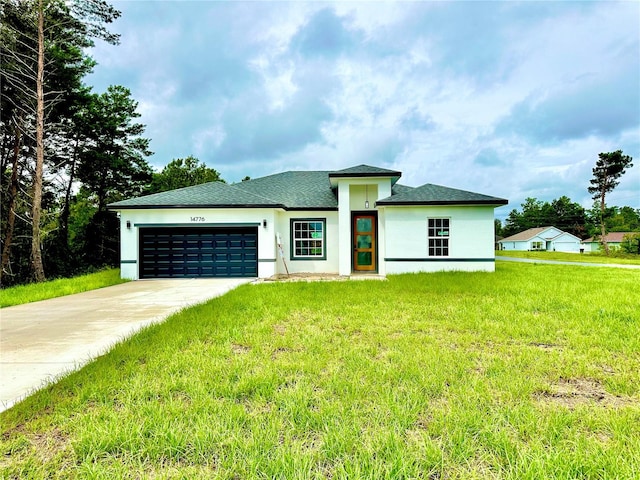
[328,164,401,186]
[108,165,506,210]
[235,171,338,210]
[108,181,283,209]
[329,164,402,177]
[376,183,508,206]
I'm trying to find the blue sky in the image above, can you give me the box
[86,1,640,219]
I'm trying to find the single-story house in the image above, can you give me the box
[581,232,636,252]
[497,226,581,252]
[108,164,508,279]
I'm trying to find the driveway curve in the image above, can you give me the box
[0,278,251,412]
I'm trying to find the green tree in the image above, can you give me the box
[76,85,153,267]
[587,150,634,255]
[620,233,640,255]
[147,156,223,194]
[503,196,590,239]
[1,0,119,284]
[608,206,640,232]
[549,196,588,238]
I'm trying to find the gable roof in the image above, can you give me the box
[328,164,402,186]
[499,226,582,243]
[108,165,506,210]
[583,232,636,243]
[376,183,508,206]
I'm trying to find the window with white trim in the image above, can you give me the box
[428,218,450,256]
[291,219,326,260]
[531,241,543,250]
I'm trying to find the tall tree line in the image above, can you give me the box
[500,197,640,239]
[1,0,152,286]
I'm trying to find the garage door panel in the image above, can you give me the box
[139,227,258,278]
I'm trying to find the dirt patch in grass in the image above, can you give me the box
[258,273,347,283]
[257,272,387,283]
[529,341,562,350]
[535,377,636,408]
[1,425,71,467]
[231,343,251,354]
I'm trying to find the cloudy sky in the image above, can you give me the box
[86,1,640,219]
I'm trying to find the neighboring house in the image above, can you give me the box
[497,226,582,252]
[108,164,508,279]
[581,232,636,252]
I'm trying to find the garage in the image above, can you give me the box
[139,227,258,278]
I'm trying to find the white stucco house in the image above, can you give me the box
[108,165,508,279]
[497,226,582,252]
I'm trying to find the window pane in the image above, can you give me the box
[357,252,372,266]
[356,218,372,232]
[357,235,372,249]
[292,220,325,258]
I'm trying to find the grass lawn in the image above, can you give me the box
[496,250,640,265]
[1,263,639,479]
[0,269,128,308]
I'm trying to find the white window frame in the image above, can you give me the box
[291,218,326,260]
[428,218,450,257]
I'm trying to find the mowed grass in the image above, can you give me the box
[0,269,128,308]
[496,250,640,265]
[1,263,639,479]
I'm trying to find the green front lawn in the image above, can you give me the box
[2,263,639,479]
[0,269,128,308]
[496,250,640,265]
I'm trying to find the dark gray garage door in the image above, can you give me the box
[139,227,258,278]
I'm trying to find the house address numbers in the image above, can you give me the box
[190,216,206,222]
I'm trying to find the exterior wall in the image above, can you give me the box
[117,208,278,279]
[335,178,392,275]
[581,241,622,253]
[273,210,339,275]
[382,205,496,273]
[550,233,581,252]
[499,240,530,251]
[499,235,549,251]
[540,227,563,239]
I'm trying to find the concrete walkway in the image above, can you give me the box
[496,255,640,269]
[0,278,252,412]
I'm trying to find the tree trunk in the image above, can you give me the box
[59,135,79,244]
[600,191,609,256]
[0,123,22,286]
[31,0,46,282]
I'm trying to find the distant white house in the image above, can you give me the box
[581,232,636,252]
[498,226,582,253]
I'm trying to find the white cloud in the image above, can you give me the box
[85,1,639,213]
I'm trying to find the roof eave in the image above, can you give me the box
[328,173,402,187]
[107,203,285,210]
[283,207,339,211]
[376,200,508,207]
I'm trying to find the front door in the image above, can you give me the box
[353,214,376,271]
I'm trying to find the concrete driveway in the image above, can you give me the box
[0,278,252,412]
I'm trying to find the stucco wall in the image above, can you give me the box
[117,208,278,279]
[273,210,339,275]
[381,205,496,273]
